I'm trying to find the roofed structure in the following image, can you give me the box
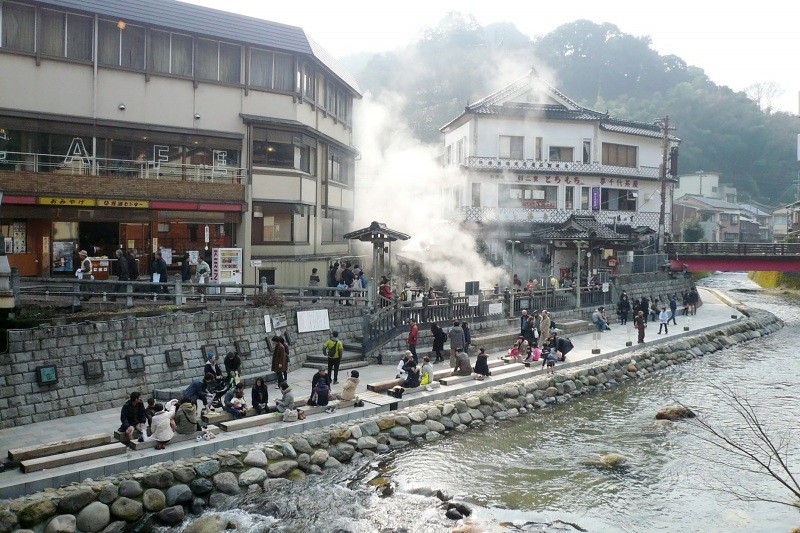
[532,215,629,243]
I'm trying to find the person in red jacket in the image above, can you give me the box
[407,318,419,363]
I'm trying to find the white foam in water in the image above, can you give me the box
[169,509,278,533]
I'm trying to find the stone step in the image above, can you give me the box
[8,433,111,462]
[387,382,441,397]
[219,412,283,432]
[20,443,129,473]
[342,342,364,353]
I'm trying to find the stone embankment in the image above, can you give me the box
[0,307,781,533]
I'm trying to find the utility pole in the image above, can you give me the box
[655,116,676,252]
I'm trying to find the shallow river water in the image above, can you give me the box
[179,273,800,533]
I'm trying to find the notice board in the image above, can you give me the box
[296,309,330,333]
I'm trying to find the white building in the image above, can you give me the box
[439,70,676,280]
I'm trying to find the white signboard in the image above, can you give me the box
[296,309,330,333]
[263,314,272,333]
[188,250,199,265]
[467,295,479,307]
[488,302,503,315]
[272,314,288,330]
[602,282,610,293]
[161,248,173,265]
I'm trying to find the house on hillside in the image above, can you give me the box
[673,195,769,243]
[439,69,678,284]
[0,0,360,282]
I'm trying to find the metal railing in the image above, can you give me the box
[18,277,368,311]
[667,241,800,256]
[0,151,245,183]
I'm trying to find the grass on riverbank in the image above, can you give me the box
[748,271,800,290]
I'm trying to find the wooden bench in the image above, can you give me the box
[367,378,404,393]
[126,426,222,451]
[387,382,441,396]
[20,443,128,473]
[439,362,527,385]
[8,433,111,462]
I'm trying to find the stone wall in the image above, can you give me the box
[0,306,782,532]
[613,273,695,306]
[0,305,364,428]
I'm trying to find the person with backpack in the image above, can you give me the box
[323,331,344,384]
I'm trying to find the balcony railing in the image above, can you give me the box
[465,156,660,179]
[453,206,663,231]
[0,151,245,184]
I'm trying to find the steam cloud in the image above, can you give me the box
[353,91,507,290]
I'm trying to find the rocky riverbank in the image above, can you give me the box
[0,306,782,533]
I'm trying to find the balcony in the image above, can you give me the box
[0,151,245,184]
[453,206,662,231]
[465,157,660,179]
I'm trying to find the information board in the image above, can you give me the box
[488,302,503,315]
[272,314,288,330]
[263,314,272,333]
[296,309,330,333]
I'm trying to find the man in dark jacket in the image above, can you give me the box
[152,252,169,294]
[181,252,192,282]
[669,294,678,325]
[112,249,129,301]
[183,373,214,412]
[119,391,146,439]
[126,249,139,280]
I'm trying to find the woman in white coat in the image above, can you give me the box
[150,400,177,450]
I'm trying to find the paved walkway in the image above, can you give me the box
[0,288,740,497]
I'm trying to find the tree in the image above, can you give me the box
[745,82,784,115]
[683,382,800,510]
[681,217,704,242]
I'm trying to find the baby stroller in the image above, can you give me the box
[206,377,231,411]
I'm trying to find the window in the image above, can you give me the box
[535,137,543,161]
[471,182,481,207]
[41,9,65,57]
[252,128,317,174]
[196,39,218,80]
[250,48,274,88]
[302,62,315,101]
[218,42,241,83]
[151,31,193,76]
[498,184,557,208]
[602,143,637,168]
[499,136,523,159]
[321,207,351,242]
[456,139,464,164]
[98,20,144,69]
[723,232,738,242]
[252,203,310,243]
[600,188,636,211]
[326,80,335,111]
[548,146,573,162]
[1,2,35,52]
[328,147,353,185]
[730,214,739,225]
[66,14,93,60]
[565,187,575,210]
[583,140,591,164]
[581,187,591,210]
[274,53,293,91]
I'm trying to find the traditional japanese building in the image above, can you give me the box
[0,0,359,282]
[440,69,678,282]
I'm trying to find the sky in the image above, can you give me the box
[186,0,799,114]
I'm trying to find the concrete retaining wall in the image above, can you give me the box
[0,306,782,532]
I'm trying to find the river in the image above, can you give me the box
[178,273,800,533]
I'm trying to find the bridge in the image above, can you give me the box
[667,242,800,272]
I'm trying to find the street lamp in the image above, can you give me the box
[507,239,521,281]
[575,240,587,309]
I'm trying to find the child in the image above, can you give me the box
[229,396,247,417]
[658,306,670,334]
[532,345,542,362]
[545,347,558,374]
[507,340,521,363]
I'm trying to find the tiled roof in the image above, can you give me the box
[533,215,629,241]
[33,0,361,95]
[344,221,410,243]
[676,195,740,211]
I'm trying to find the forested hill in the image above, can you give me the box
[341,14,800,206]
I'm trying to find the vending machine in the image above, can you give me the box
[211,248,243,293]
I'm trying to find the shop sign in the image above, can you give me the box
[39,196,96,206]
[591,187,600,210]
[64,138,91,166]
[96,198,150,208]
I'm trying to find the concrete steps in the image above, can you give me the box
[8,434,111,463]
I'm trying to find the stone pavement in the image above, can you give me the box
[0,288,740,498]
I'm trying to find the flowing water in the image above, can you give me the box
[178,273,800,533]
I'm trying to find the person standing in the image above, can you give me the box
[634,310,647,344]
[271,335,288,386]
[323,331,343,384]
[688,286,700,315]
[77,250,93,301]
[152,251,169,294]
[111,249,129,301]
[539,310,551,348]
[223,351,241,386]
[618,295,630,325]
[407,318,419,363]
[669,294,678,326]
[640,296,650,323]
[461,322,472,355]
[519,309,529,336]
[309,267,320,302]
[181,252,192,283]
[126,249,139,281]
[430,323,446,364]
[448,319,465,368]
[658,306,670,334]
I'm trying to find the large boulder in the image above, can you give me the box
[18,498,57,528]
[243,449,268,467]
[75,502,110,533]
[117,480,142,498]
[266,460,298,478]
[655,405,696,421]
[189,477,214,495]
[110,497,143,522]
[585,453,629,470]
[141,469,175,489]
[44,514,76,533]
[57,487,97,514]
[239,468,268,486]
[157,506,185,526]
[142,489,166,512]
[183,514,227,533]
[165,484,193,507]
[212,472,241,495]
